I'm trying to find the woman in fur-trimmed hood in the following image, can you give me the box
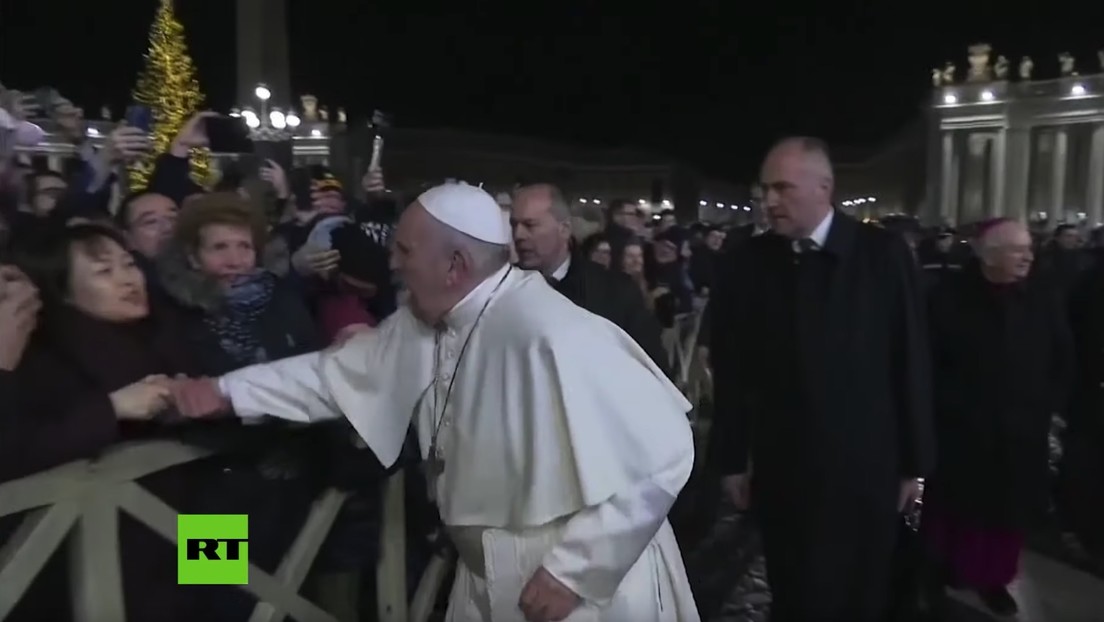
[159,192,388,617]
[157,192,318,373]
[156,192,345,618]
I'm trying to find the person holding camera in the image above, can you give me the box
[0,264,39,371]
[0,264,41,479]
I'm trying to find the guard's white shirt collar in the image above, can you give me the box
[793,209,834,252]
[441,263,512,331]
[551,256,571,281]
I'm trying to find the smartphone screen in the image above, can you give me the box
[125,105,152,133]
[255,140,293,173]
[205,116,253,154]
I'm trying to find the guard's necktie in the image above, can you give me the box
[796,238,819,254]
[793,238,819,264]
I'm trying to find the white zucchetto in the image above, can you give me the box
[418,182,512,245]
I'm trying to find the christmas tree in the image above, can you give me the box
[127,0,211,190]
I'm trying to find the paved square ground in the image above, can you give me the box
[946,551,1104,622]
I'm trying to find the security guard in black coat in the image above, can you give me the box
[509,182,669,374]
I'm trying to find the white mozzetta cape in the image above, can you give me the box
[221,265,693,528]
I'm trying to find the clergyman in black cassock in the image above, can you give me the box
[708,137,935,622]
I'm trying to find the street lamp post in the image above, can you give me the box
[226,83,303,174]
[230,83,301,142]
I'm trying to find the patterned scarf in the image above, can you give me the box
[203,270,277,367]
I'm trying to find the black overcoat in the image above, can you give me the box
[708,211,935,620]
[927,265,1073,530]
[551,252,669,374]
[1064,257,1104,557]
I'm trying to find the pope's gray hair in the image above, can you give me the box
[438,223,510,277]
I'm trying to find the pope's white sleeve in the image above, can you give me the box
[540,448,694,605]
[218,351,342,423]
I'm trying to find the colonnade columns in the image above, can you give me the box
[1087,123,1104,226]
[939,131,958,225]
[1049,126,1069,226]
[1003,127,1031,223]
[988,129,1007,218]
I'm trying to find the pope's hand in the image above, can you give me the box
[518,567,580,622]
[171,377,231,419]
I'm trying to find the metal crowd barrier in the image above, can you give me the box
[0,440,451,622]
[663,307,711,423]
[0,307,714,621]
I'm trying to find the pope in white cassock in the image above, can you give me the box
[174,182,699,622]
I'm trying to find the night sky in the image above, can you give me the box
[2,0,1103,180]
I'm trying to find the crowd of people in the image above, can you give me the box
[1,93,1104,622]
[0,101,714,622]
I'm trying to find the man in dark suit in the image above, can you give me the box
[510,182,668,372]
[721,206,769,255]
[709,137,935,621]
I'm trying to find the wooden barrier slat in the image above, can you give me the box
[247,488,349,622]
[0,439,456,622]
[376,471,408,622]
[70,487,125,622]
[115,481,340,622]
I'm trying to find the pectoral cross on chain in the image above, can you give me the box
[421,267,506,503]
[425,443,447,504]
[427,443,446,478]
[426,326,451,502]
[428,329,448,482]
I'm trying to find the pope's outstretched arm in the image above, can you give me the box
[210,311,432,470]
[218,351,342,423]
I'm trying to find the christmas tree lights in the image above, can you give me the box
[127,0,211,191]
